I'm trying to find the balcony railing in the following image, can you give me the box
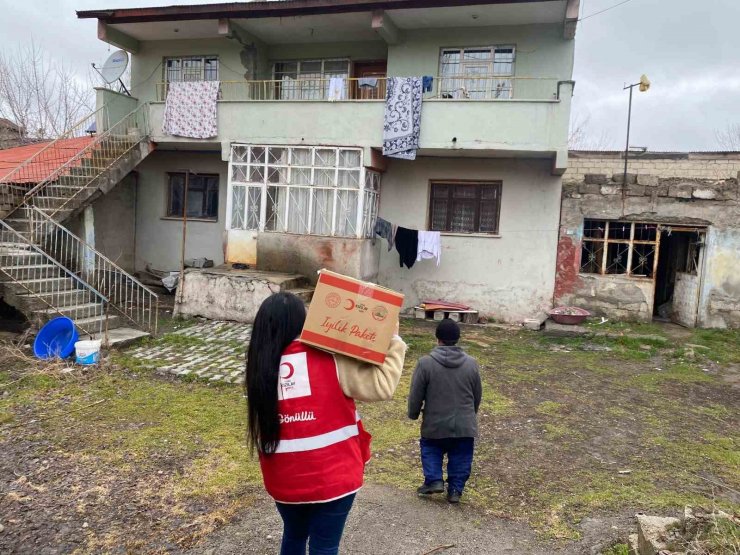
[155,76,561,103]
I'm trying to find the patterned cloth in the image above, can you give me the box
[162,81,220,139]
[383,77,423,160]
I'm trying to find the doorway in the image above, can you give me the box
[351,60,387,100]
[653,227,705,326]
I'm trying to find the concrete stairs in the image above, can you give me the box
[0,241,121,335]
[0,105,157,338]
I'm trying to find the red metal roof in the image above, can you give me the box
[0,136,94,184]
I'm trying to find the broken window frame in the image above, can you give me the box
[227,144,380,239]
[580,220,661,279]
[166,172,220,221]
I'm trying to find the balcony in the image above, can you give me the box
[148,76,572,170]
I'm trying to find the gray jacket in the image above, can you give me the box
[407,346,482,439]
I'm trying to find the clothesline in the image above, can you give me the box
[374,217,441,269]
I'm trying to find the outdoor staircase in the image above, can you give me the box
[0,103,158,338]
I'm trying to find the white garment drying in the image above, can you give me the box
[416,231,441,266]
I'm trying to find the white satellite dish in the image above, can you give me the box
[99,50,129,84]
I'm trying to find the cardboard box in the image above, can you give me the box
[300,269,404,364]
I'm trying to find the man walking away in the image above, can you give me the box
[408,318,482,504]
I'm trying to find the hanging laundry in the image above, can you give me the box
[162,81,220,139]
[383,77,423,160]
[328,77,346,101]
[422,76,434,93]
[416,230,441,266]
[394,226,419,269]
[374,217,395,252]
[358,77,379,88]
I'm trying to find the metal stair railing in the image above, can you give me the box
[15,103,151,221]
[0,106,109,215]
[0,218,109,337]
[26,206,158,335]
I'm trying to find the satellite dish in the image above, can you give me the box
[99,50,129,84]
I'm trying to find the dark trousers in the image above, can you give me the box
[420,437,475,494]
[275,493,356,555]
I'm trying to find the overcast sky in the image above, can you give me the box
[1,0,738,151]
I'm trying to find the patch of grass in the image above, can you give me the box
[690,328,740,364]
[536,401,564,416]
[479,390,514,417]
[543,423,573,441]
[601,543,630,555]
[631,361,714,391]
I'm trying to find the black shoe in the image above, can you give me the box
[447,490,461,504]
[417,481,445,495]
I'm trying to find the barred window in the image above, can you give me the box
[429,181,501,234]
[228,145,379,239]
[580,220,659,277]
[164,56,219,83]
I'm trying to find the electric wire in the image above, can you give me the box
[579,0,638,21]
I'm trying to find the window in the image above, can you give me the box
[273,59,350,100]
[228,145,380,238]
[166,173,219,220]
[429,181,501,234]
[580,220,659,277]
[164,56,219,83]
[438,46,515,99]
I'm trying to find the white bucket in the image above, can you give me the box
[75,340,102,365]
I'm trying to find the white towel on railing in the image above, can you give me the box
[328,77,346,101]
[162,80,220,139]
[383,77,423,160]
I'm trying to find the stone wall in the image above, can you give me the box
[556,153,740,328]
[564,151,740,182]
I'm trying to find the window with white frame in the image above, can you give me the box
[438,46,516,99]
[273,59,350,100]
[228,145,380,239]
[164,56,219,82]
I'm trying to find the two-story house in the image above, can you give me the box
[0,0,578,337]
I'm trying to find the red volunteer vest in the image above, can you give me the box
[259,341,372,504]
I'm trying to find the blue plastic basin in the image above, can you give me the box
[33,317,79,360]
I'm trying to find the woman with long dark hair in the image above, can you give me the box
[246,292,406,555]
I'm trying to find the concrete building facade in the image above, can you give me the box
[555,151,740,329]
[70,0,579,323]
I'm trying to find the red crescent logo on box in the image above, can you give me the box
[344,298,356,311]
[280,362,295,379]
[325,292,341,308]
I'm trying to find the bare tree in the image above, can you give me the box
[568,113,615,151]
[715,123,740,151]
[0,42,93,143]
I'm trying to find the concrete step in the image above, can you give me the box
[91,327,150,348]
[73,314,123,334]
[2,263,58,272]
[36,302,105,320]
[7,276,76,293]
[19,288,91,308]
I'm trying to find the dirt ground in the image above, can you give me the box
[0,319,738,554]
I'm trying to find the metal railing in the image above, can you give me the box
[8,103,151,221]
[0,218,109,337]
[25,206,158,334]
[155,76,562,102]
[0,106,109,216]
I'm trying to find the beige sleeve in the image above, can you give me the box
[335,337,408,402]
